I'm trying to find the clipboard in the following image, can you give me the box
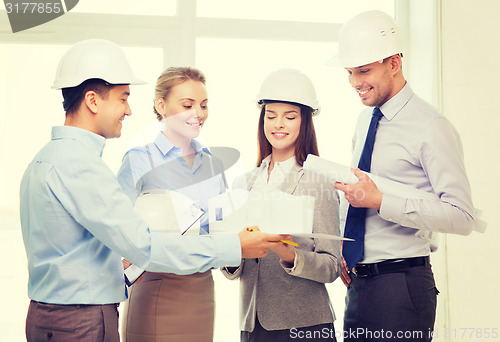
[134,189,205,235]
[180,204,205,235]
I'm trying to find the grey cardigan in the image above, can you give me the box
[221,163,341,332]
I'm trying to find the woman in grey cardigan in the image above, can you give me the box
[222,69,341,341]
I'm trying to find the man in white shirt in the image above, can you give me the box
[332,11,474,342]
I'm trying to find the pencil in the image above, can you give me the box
[246,227,300,247]
[280,239,301,247]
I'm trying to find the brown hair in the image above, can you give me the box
[256,103,319,167]
[153,67,206,121]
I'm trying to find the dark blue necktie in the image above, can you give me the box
[343,107,384,270]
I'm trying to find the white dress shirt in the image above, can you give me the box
[253,155,297,192]
[345,83,475,264]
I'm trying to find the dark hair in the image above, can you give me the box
[62,79,112,114]
[256,103,319,167]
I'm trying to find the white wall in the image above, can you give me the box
[402,1,500,340]
[439,0,500,339]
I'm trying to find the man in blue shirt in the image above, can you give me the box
[20,39,284,342]
[331,11,475,342]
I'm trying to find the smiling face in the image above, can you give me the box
[346,56,400,108]
[263,102,302,161]
[95,85,131,139]
[156,79,208,143]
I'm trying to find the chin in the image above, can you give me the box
[187,131,200,139]
[361,98,375,107]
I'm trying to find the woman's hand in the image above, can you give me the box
[122,259,145,284]
[340,255,352,288]
[270,238,296,264]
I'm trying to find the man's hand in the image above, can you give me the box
[238,228,286,259]
[334,168,383,210]
[340,255,352,288]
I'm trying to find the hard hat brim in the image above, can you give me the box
[326,55,342,67]
[52,77,146,90]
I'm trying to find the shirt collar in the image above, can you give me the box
[154,132,209,156]
[261,154,272,168]
[261,154,297,174]
[379,82,414,121]
[51,126,106,157]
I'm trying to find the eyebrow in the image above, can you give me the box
[179,98,208,102]
[346,65,368,71]
[265,110,299,114]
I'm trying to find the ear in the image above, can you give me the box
[389,54,402,75]
[84,90,99,114]
[155,97,166,118]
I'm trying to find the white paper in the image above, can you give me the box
[293,233,352,241]
[208,189,313,235]
[207,189,349,240]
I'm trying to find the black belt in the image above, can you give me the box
[352,256,429,278]
[32,300,119,308]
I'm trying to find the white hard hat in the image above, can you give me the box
[256,68,320,116]
[52,39,145,89]
[329,10,404,68]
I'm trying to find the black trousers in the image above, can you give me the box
[241,315,337,342]
[343,263,438,342]
[26,300,120,342]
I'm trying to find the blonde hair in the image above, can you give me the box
[153,66,206,121]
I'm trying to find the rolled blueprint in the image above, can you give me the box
[303,154,486,233]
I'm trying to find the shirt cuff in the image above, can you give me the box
[379,193,405,224]
[213,234,242,267]
[280,250,301,274]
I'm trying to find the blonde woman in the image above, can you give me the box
[118,67,221,341]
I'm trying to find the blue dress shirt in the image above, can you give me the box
[117,132,226,234]
[20,126,241,305]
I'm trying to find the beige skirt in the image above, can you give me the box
[123,270,214,342]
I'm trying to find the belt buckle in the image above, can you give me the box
[352,264,371,278]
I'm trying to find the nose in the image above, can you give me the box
[195,106,205,120]
[349,72,362,89]
[125,102,132,116]
[275,116,285,128]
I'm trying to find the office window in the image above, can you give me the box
[71,0,177,16]
[196,37,364,170]
[197,0,394,23]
